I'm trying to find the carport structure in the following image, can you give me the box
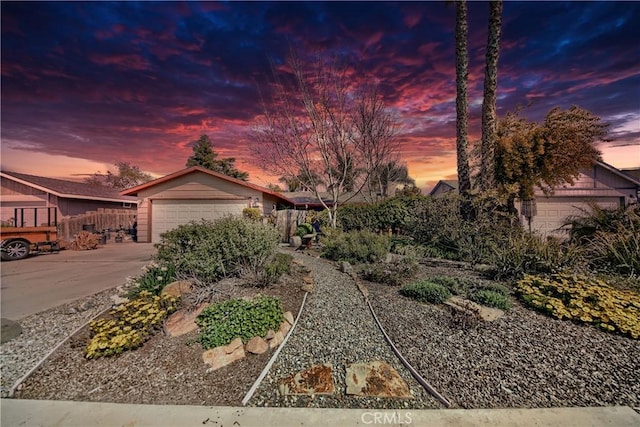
[121,166,294,243]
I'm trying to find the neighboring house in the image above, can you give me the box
[428,161,640,235]
[428,180,459,197]
[283,191,372,210]
[1,170,137,225]
[120,166,295,243]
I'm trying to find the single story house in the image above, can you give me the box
[120,166,295,243]
[1,170,137,226]
[428,161,640,235]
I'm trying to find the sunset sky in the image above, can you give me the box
[1,1,639,192]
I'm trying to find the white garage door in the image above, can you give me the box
[151,199,247,243]
[530,198,619,235]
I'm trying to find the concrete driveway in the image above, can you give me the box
[0,242,156,320]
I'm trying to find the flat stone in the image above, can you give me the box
[245,336,269,355]
[1,318,22,344]
[164,304,206,337]
[301,283,314,293]
[265,329,276,340]
[202,341,245,372]
[161,280,192,298]
[446,296,504,322]
[283,311,294,325]
[278,364,335,396]
[346,361,412,398]
[302,275,314,284]
[268,331,284,349]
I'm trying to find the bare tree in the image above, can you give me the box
[252,53,399,227]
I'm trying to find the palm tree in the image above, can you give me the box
[479,0,503,191]
[455,0,472,197]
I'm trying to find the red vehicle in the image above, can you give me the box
[0,207,59,261]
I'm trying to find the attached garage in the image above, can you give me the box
[526,196,621,235]
[151,199,248,242]
[121,166,294,243]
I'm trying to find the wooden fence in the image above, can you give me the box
[58,209,137,240]
[274,209,309,243]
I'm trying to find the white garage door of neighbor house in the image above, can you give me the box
[151,199,247,243]
[532,198,618,235]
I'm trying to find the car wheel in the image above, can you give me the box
[1,240,30,261]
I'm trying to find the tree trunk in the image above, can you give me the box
[455,0,472,197]
[479,0,503,191]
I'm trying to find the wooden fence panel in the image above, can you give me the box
[274,209,308,243]
[58,209,136,240]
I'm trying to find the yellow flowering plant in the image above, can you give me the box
[515,274,639,339]
[85,291,180,358]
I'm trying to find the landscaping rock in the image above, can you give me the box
[110,294,129,306]
[445,296,504,322]
[226,337,244,354]
[265,329,276,340]
[346,361,412,398]
[283,311,294,325]
[302,275,314,284]
[301,283,314,293]
[202,338,246,372]
[279,320,291,336]
[278,363,335,396]
[268,331,284,349]
[290,236,302,248]
[161,280,192,298]
[164,304,206,337]
[339,261,353,274]
[246,336,269,355]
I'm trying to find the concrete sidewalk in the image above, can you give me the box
[2,400,639,427]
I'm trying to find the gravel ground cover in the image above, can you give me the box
[248,253,440,409]
[4,249,638,409]
[367,265,640,409]
[1,288,114,398]
[10,272,305,405]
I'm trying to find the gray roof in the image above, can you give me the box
[1,170,137,202]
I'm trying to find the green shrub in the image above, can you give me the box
[492,232,581,279]
[515,274,639,339]
[321,229,390,264]
[85,291,180,359]
[295,223,314,237]
[428,275,474,295]
[196,296,284,349]
[400,280,451,304]
[257,253,293,286]
[242,208,262,221]
[155,217,280,283]
[128,262,176,298]
[470,289,512,310]
[360,258,418,286]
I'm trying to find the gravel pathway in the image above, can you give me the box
[0,288,114,398]
[248,253,441,409]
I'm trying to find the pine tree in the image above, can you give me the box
[186,135,249,181]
